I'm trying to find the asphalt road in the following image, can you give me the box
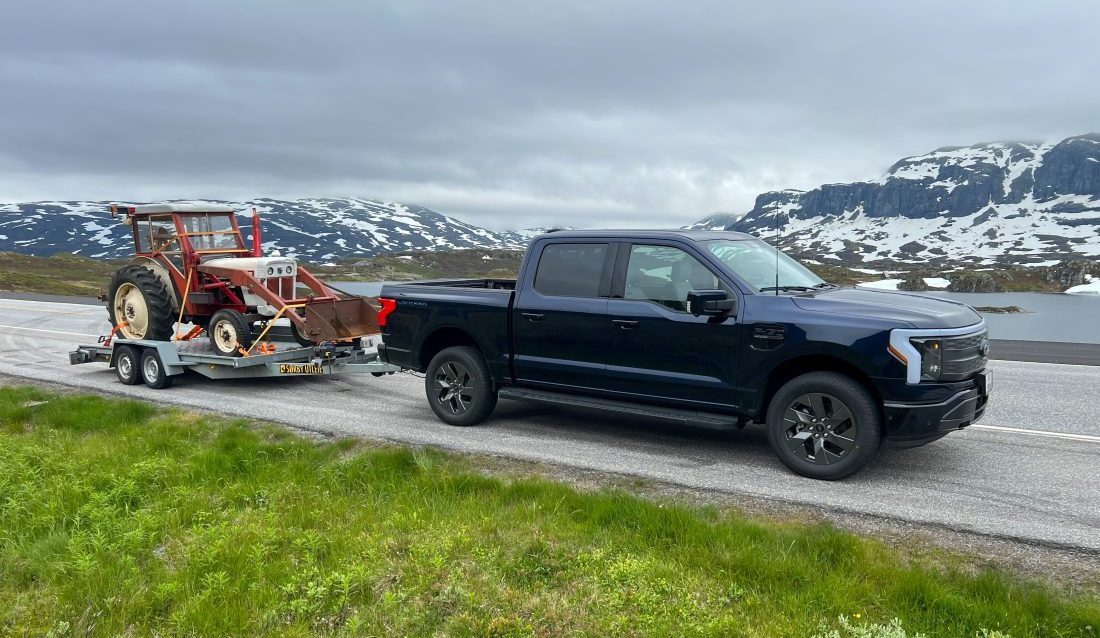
[0,297,1098,551]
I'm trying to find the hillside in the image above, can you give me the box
[693,133,1100,267]
[0,198,533,261]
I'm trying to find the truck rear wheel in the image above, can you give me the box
[425,346,497,426]
[765,371,881,480]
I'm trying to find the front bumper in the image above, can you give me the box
[882,384,988,448]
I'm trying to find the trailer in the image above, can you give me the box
[69,334,400,389]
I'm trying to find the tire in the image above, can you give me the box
[107,266,175,341]
[424,346,497,426]
[140,348,173,389]
[765,371,882,480]
[114,345,142,385]
[208,309,253,357]
[291,320,314,348]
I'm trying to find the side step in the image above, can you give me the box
[498,386,743,429]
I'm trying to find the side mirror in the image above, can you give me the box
[687,289,735,317]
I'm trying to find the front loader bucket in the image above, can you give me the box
[302,297,380,342]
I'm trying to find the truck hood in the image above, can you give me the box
[790,288,982,329]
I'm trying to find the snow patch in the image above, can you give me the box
[857,279,903,290]
[1065,280,1100,295]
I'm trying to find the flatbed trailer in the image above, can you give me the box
[70,335,400,389]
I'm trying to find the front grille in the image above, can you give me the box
[939,329,989,381]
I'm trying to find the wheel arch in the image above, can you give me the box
[758,354,885,427]
[416,326,485,371]
[124,257,180,310]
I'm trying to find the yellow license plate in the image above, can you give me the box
[278,363,323,374]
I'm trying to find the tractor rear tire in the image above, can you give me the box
[209,309,253,357]
[107,266,175,341]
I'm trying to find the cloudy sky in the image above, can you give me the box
[1,1,1097,230]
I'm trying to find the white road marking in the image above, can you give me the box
[970,424,1100,443]
[0,324,100,339]
[0,303,102,316]
[0,298,102,310]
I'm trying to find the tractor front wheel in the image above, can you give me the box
[291,320,315,348]
[107,266,174,341]
[209,309,254,357]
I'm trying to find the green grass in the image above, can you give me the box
[307,249,524,282]
[0,252,121,297]
[0,386,1097,637]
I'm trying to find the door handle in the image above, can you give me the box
[612,319,639,329]
[521,312,545,322]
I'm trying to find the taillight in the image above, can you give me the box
[377,297,397,328]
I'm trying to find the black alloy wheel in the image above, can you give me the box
[766,371,881,480]
[782,393,857,465]
[424,346,497,426]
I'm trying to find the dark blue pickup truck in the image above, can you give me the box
[378,230,991,479]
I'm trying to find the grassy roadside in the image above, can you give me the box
[0,253,120,297]
[0,386,1096,637]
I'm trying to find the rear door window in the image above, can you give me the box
[533,243,609,297]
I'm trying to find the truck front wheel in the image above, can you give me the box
[425,346,497,426]
[765,372,881,480]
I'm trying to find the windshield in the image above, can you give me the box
[704,239,825,292]
[179,213,245,252]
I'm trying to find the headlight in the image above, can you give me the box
[910,338,942,381]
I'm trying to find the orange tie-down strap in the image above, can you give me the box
[100,322,129,347]
[175,325,204,341]
[239,342,277,356]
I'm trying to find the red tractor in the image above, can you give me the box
[106,203,379,356]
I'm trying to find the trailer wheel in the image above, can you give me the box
[425,346,497,426]
[765,371,881,480]
[140,349,173,389]
[209,309,253,357]
[114,345,142,385]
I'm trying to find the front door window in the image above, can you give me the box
[623,245,723,312]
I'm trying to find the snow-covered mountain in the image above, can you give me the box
[685,211,741,230]
[696,134,1100,265]
[0,197,534,261]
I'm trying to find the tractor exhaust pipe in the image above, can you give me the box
[251,208,262,257]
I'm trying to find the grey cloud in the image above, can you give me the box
[1,0,1098,230]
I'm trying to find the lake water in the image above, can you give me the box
[907,291,1100,344]
[334,281,1100,344]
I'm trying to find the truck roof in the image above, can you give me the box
[533,229,757,242]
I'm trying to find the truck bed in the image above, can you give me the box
[378,280,516,378]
